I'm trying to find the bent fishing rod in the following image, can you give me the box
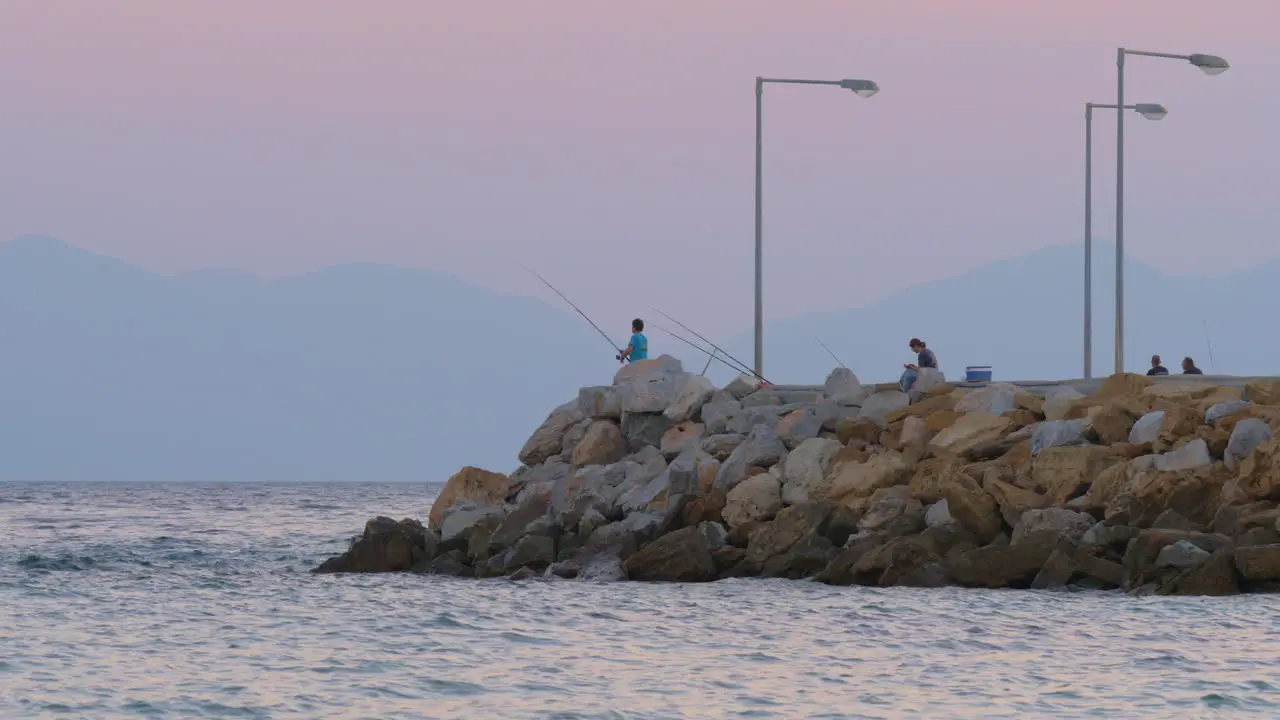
[815,336,848,370]
[519,264,624,363]
[653,324,751,378]
[652,308,769,385]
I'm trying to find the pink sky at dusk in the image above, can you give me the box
[2,1,1278,337]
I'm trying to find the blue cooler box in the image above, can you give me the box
[966,366,993,382]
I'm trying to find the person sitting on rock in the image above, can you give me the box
[616,318,649,364]
[1147,355,1169,376]
[1182,357,1204,375]
[899,338,938,393]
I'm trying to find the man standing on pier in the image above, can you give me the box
[1182,357,1204,375]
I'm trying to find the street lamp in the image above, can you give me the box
[754,76,879,378]
[1083,102,1168,379]
[1113,48,1228,374]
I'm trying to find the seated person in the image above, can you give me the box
[899,338,938,393]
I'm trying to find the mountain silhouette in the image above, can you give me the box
[0,236,609,481]
[701,241,1264,387]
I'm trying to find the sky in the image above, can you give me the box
[2,1,1278,339]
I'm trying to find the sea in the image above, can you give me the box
[3,482,1280,719]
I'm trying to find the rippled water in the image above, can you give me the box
[3,483,1280,718]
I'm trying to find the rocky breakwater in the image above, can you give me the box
[315,358,1280,595]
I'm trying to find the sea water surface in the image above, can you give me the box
[2,482,1280,719]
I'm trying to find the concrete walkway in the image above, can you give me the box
[775,374,1270,397]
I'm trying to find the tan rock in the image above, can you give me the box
[836,417,882,446]
[940,468,1003,543]
[1245,380,1280,406]
[429,466,510,529]
[1106,467,1228,527]
[571,420,628,468]
[658,421,705,460]
[1234,544,1280,581]
[984,475,1049,527]
[1095,372,1150,400]
[901,416,928,450]
[885,393,957,424]
[1013,390,1045,415]
[722,473,783,529]
[909,456,966,504]
[923,410,963,435]
[1081,458,1141,512]
[826,451,910,507]
[1032,446,1121,505]
[1083,404,1139,445]
[930,412,1016,457]
[1238,435,1280,502]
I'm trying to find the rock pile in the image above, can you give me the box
[314,358,1280,595]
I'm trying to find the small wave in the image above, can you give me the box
[18,554,95,571]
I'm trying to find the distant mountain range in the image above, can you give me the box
[703,241,1270,387]
[0,236,606,481]
[1,235,1272,481]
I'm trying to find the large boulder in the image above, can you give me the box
[701,393,742,434]
[947,530,1064,588]
[440,503,506,550]
[1234,544,1280,582]
[955,384,1017,415]
[702,433,745,460]
[780,437,844,506]
[519,400,585,467]
[570,420,628,468]
[660,421,706,460]
[1129,411,1165,445]
[429,466,510,529]
[724,374,763,399]
[314,517,437,573]
[824,367,869,406]
[826,451,911,509]
[1206,400,1251,425]
[1226,419,1271,471]
[929,412,1016,457]
[726,405,789,435]
[1012,508,1095,545]
[1032,446,1120,505]
[984,475,1049,527]
[1043,387,1085,421]
[578,386,622,420]
[746,503,837,565]
[486,495,554,555]
[622,525,717,582]
[908,368,947,399]
[613,355,684,385]
[940,469,1003,543]
[664,375,716,423]
[621,412,674,453]
[775,406,836,449]
[857,486,925,537]
[1030,419,1087,456]
[722,472,783,529]
[1154,438,1212,473]
[715,424,788,490]
[860,391,911,427]
[1082,403,1139,445]
[1106,468,1225,528]
[1237,435,1280,502]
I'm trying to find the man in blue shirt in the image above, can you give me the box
[617,318,649,364]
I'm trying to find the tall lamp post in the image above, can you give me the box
[1114,49,1228,374]
[754,76,879,379]
[1084,102,1168,379]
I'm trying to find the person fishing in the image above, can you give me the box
[616,318,649,364]
[899,338,938,393]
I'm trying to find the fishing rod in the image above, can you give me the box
[815,336,848,370]
[1203,320,1217,374]
[652,308,768,385]
[653,324,745,377]
[519,264,623,363]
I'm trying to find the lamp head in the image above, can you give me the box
[1188,54,1229,75]
[1134,103,1168,120]
[838,79,880,98]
